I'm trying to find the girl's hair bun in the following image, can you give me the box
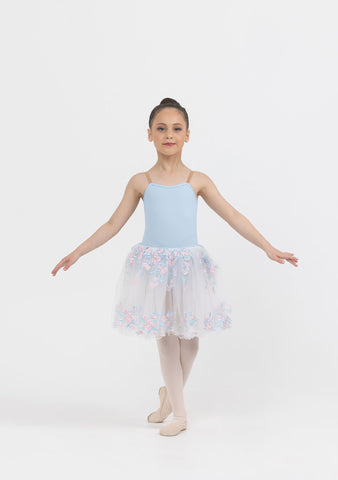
[149,97,189,129]
[159,97,181,107]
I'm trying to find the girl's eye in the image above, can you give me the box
[157,127,182,131]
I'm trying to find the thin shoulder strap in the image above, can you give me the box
[145,171,152,184]
[186,170,194,183]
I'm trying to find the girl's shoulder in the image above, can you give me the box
[125,171,149,200]
[130,170,214,200]
[191,171,219,198]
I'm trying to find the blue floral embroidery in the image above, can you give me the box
[113,301,232,339]
[125,243,218,290]
[112,243,232,339]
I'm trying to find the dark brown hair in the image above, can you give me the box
[149,97,189,130]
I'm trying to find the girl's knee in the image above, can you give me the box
[156,333,180,352]
[181,336,199,354]
[192,337,199,353]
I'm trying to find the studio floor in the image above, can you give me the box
[0,389,337,480]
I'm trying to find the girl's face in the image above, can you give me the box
[148,108,190,154]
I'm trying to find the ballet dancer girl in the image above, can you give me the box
[51,97,298,436]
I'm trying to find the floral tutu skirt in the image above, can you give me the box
[111,242,232,340]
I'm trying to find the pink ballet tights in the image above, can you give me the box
[156,334,199,418]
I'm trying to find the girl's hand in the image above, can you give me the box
[264,246,298,267]
[51,250,81,276]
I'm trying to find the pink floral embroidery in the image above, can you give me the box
[204,317,213,330]
[113,302,232,339]
[125,243,219,290]
[144,318,154,331]
[112,243,232,339]
[151,252,161,264]
[159,265,168,274]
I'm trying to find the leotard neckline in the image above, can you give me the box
[143,182,198,200]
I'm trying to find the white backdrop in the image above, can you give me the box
[1,0,337,478]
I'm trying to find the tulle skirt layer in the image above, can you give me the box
[111,242,232,340]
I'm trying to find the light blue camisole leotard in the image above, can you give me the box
[140,170,198,248]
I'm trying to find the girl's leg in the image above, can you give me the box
[179,336,200,386]
[156,334,187,417]
[161,336,199,411]
[157,335,200,414]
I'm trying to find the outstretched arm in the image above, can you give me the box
[75,174,141,257]
[199,172,298,267]
[51,174,141,276]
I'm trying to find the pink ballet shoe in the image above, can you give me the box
[159,416,187,436]
[147,386,173,423]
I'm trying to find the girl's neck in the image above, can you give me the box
[153,159,186,175]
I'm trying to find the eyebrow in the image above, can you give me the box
[155,122,183,126]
